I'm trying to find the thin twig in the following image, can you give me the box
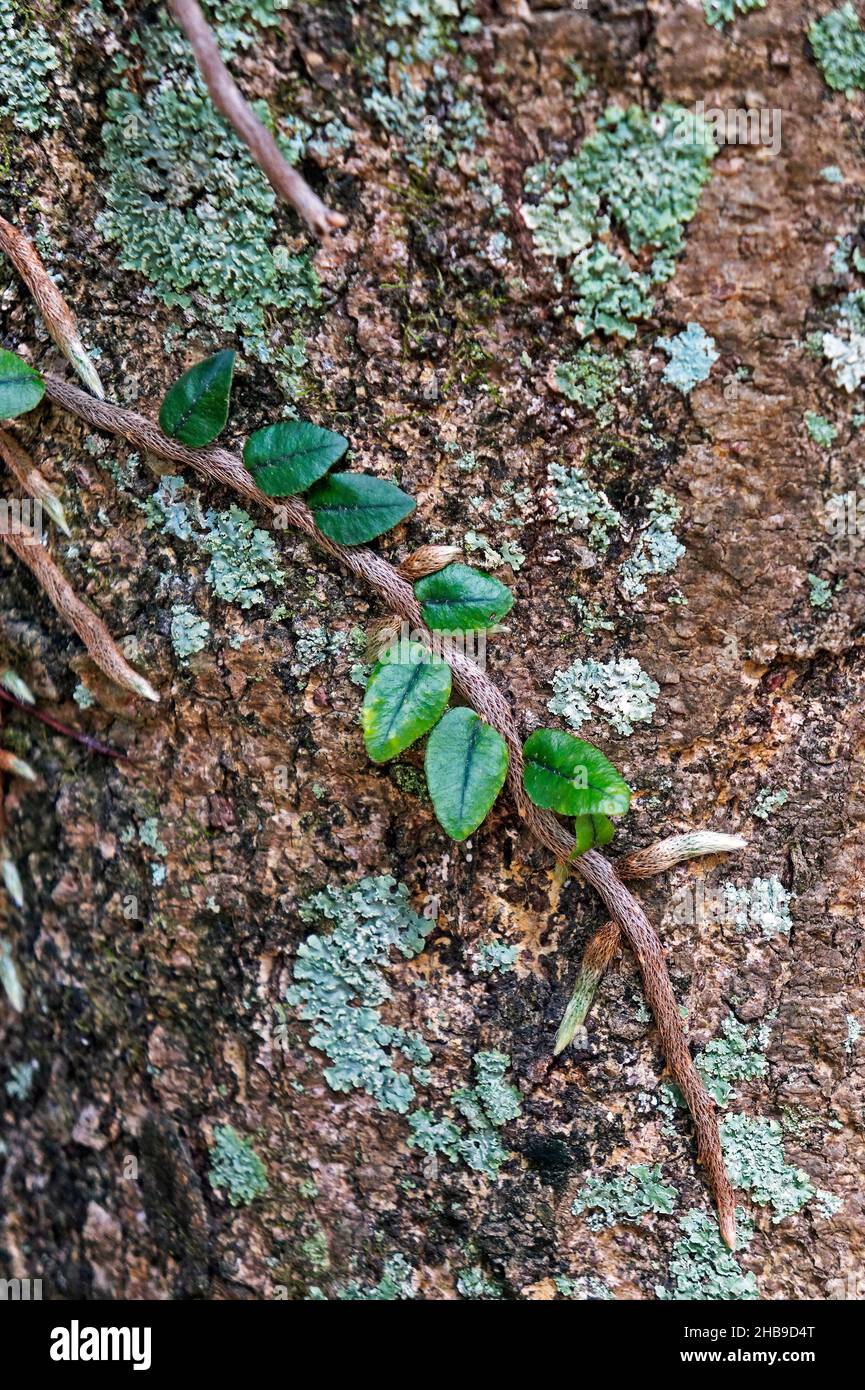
[166,0,347,238]
[1,531,159,704]
[0,216,104,398]
[0,687,129,759]
[41,371,737,1249]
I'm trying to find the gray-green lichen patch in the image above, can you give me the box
[456,1265,501,1299]
[548,656,659,736]
[808,573,834,609]
[810,3,865,96]
[723,875,792,938]
[470,939,518,976]
[408,1050,522,1179]
[96,10,321,364]
[696,1014,770,1106]
[170,604,211,660]
[845,1012,861,1052]
[821,292,865,391]
[618,489,685,598]
[804,411,837,447]
[522,105,717,338]
[310,1252,417,1302]
[552,346,621,421]
[554,1274,613,1300]
[573,1162,677,1230]
[287,877,434,1114]
[0,0,60,133]
[719,1114,815,1223]
[752,787,789,820]
[704,0,766,30]
[547,464,621,552]
[658,1209,757,1300]
[656,323,718,395]
[208,1123,269,1206]
[290,625,348,679]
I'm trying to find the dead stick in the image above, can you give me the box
[167,0,346,238]
[40,371,737,1248]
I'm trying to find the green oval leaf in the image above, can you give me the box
[522,729,631,817]
[307,472,415,544]
[414,563,514,632]
[243,420,348,497]
[571,812,616,857]
[0,350,44,420]
[425,707,509,841]
[159,349,236,447]
[362,643,451,763]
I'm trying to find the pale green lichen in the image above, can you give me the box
[336,1253,416,1302]
[408,1050,521,1179]
[0,0,60,133]
[719,1114,815,1222]
[810,3,865,96]
[200,506,285,608]
[5,1058,37,1101]
[822,290,865,391]
[72,682,95,710]
[170,604,210,660]
[723,875,792,938]
[287,877,434,1115]
[554,1274,613,1300]
[548,656,659,736]
[821,164,844,182]
[456,1266,501,1299]
[291,626,348,678]
[138,817,167,858]
[696,1014,770,1106]
[659,1209,757,1300]
[656,323,718,394]
[97,12,321,365]
[845,1012,860,1052]
[553,345,621,420]
[753,787,789,820]
[471,939,518,975]
[618,488,685,598]
[548,463,621,552]
[804,411,837,447]
[208,1124,268,1206]
[808,573,834,609]
[574,1163,677,1230]
[703,0,766,30]
[523,105,716,338]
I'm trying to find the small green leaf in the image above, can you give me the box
[159,350,236,447]
[414,563,514,632]
[307,472,415,544]
[425,707,509,841]
[243,420,348,497]
[362,644,451,762]
[0,350,44,420]
[522,729,631,817]
[571,813,616,857]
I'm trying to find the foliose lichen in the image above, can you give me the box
[0,0,60,133]
[723,875,792,938]
[752,787,789,820]
[170,603,211,659]
[573,1163,678,1230]
[658,1209,758,1300]
[408,1050,522,1180]
[703,0,766,30]
[719,1114,815,1222]
[471,939,519,975]
[810,3,865,96]
[208,1124,269,1205]
[548,656,659,736]
[804,411,838,447]
[547,463,622,552]
[618,488,685,598]
[696,1014,770,1107]
[553,345,622,420]
[656,323,719,394]
[287,877,434,1115]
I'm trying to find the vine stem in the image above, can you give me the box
[41,372,738,1249]
[0,687,128,759]
[166,0,347,238]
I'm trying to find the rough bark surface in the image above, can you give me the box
[1,0,863,1300]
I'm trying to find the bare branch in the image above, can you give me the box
[167,0,347,238]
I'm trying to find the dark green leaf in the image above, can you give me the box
[307,472,415,544]
[362,643,451,762]
[159,350,236,447]
[571,813,616,857]
[0,350,44,420]
[414,562,514,632]
[425,707,509,841]
[243,420,348,497]
[522,729,631,817]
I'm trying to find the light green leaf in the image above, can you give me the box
[522,729,631,817]
[425,707,509,841]
[243,420,348,497]
[159,349,236,447]
[414,563,514,632]
[571,813,616,857]
[307,472,415,544]
[0,350,44,420]
[362,644,451,762]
